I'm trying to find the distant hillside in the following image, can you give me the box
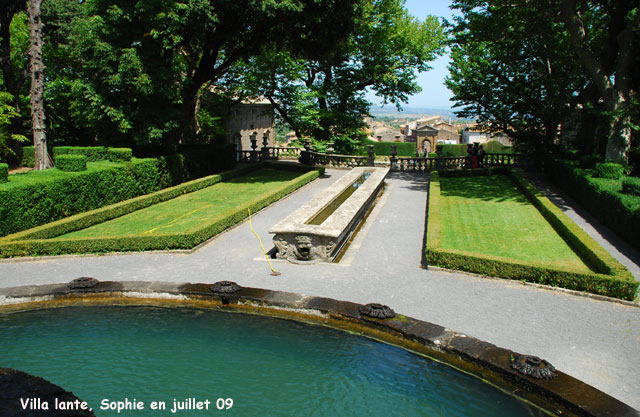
[368,106,473,122]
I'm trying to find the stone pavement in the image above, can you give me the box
[0,169,639,410]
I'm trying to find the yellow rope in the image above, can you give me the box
[248,208,280,275]
[142,205,213,235]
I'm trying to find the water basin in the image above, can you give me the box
[0,306,548,417]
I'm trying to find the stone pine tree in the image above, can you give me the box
[28,0,49,169]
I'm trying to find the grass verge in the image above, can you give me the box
[0,163,322,258]
[425,168,637,301]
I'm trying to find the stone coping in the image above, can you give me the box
[269,166,389,238]
[0,281,638,417]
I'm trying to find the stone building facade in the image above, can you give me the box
[227,98,275,150]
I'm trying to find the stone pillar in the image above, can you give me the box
[390,144,398,171]
[326,142,334,155]
[261,131,270,160]
[250,132,258,163]
[367,145,375,167]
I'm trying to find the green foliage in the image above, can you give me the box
[55,154,87,172]
[545,158,640,251]
[20,146,35,167]
[0,163,8,183]
[0,158,171,237]
[242,0,446,153]
[483,140,512,153]
[39,0,351,146]
[441,144,467,157]
[54,146,108,161]
[426,169,637,300]
[138,144,237,185]
[622,177,640,196]
[2,164,263,242]
[595,162,623,180]
[365,140,415,156]
[579,154,602,169]
[107,147,132,162]
[0,164,321,257]
[446,1,586,155]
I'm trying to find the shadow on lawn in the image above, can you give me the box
[440,176,530,205]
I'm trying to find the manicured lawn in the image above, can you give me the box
[438,175,591,273]
[59,168,301,238]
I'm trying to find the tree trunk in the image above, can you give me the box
[560,0,636,163]
[28,0,49,170]
[605,97,631,162]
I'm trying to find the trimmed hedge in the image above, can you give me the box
[622,176,640,196]
[0,163,7,183]
[134,143,237,184]
[0,163,322,257]
[595,162,623,180]
[53,146,109,162]
[0,158,172,237]
[55,154,87,172]
[545,158,640,251]
[365,140,415,157]
[426,169,637,300]
[107,147,133,162]
[441,144,467,157]
[21,146,35,167]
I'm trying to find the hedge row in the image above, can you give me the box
[55,154,87,172]
[20,146,35,167]
[54,146,109,162]
[426,169,637,300]
[440,141,512,157]
[2,164,265,243]
[134,143,236,184]
[0,158,172,237]
[545,158,640,251]
[0,163,7,183]
[0,164,322,257]
[365,140,415,157]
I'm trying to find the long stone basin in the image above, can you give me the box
[270,167,389,262]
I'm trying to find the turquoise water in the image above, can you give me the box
[0,307,547,416]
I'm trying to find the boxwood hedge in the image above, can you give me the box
[55,154,87,172]
[0,163,322,257]
[0,158,172,237]
[365,140,415,157]
[0,163,7,183]
[545,158,640,251]
[426,168,637,300]
[622,176,640,196]
[53,146,109,162]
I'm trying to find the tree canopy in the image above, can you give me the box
[447,0,639,161]
[239,0,446,153]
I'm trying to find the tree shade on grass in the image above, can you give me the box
[438,175,590,273]
[59,169,301,239]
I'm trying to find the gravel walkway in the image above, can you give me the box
[1,168,638,410]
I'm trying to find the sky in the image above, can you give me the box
[366,0,459,111]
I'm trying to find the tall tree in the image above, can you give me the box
[0,1,30,164]
[240,0,445,153]
[29,0,50,169]
[559,0,639,162]
[446,0,586,155]
[47,0,358,149]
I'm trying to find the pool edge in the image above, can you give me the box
[0,280,637,417]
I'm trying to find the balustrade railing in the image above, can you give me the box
[236,142,520,172]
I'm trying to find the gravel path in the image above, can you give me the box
[1,168,638,410]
